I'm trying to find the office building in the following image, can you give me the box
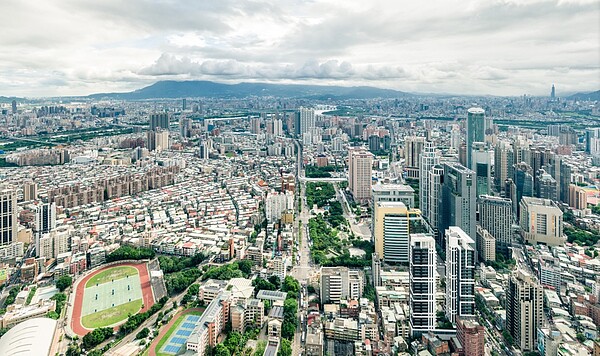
[405,136,425,179]
[456,316,485,356]
[558,159,573,204]
[445,227,475,324]
[471,142,493,197]
[348,148,373,204]
[536,169,557,201]
[419,141,439,220]
[320,267,363,304]
[199,140,209,160]
[372,183,415,208]
[149,113,170,131]
[476,226,495,263]
[373,202,421,264]
[519,197,565,246]
[439,162,476,250]
[586,128,600,155]
[466,107,485,169]
[409,234,437,337]
[0,186,17,246]
[11,100,17,114]
[568,184,587,210]
[368,135,381,153]
[478,195,513,257]
[506,270,543,352]
[512,162,534,216]
[494,141,514,194]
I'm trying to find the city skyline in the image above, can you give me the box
[0,0,598,97]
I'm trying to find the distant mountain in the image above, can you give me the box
[567,90,600,101]
[88,80,411,100]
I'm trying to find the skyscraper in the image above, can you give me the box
[0,186,17,246]
[373,201,421,264]
[405,136,425,179]
[427,165,444,243]
[536,169,557,201]
[35,202,56,256]
[419,141,439,220]
[348,148,373,204]
[445,227,475,324]
[585,128,600,155]
[298,107,315,137]
[551,84,556,99]
[466,107,485,169]
[11,100,16,114]
[409,234,437,337]
[506,270,543,352]
[478,195,513,257]
[512,162,534,216]
[471,142,493,197]
[22,181,37,202]
[439,162,476,250]
[149,113,170,131]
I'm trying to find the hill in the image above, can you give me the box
[567,90,600,101]
[88,80,410,100]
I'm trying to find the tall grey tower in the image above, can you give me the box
[419,141,439,221]
[466,107,485,170]
[551,84,556,99]
[0,185,17,246]
[445,227,475,324]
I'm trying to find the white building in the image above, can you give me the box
[445,227,476,324]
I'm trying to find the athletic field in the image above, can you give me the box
[81,266,143,329]
[149,308,204,356]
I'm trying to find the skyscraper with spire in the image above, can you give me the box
[551,84,556,99]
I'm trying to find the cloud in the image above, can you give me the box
[0,0,597,96]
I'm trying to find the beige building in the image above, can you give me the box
[506,270,543,352]
[568,184,587,210]
[0,300,56,328]
[320,267,363,304]
[519,197,565,246]
[348,148,373,204]
[231,298,264,333]
[374,201,421,264]
[476,226,496,262]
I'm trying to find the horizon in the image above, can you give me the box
[0,0,598,97]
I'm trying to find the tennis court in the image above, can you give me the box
[159,314,200,355]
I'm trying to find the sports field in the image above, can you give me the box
[85,265,138,288]
[149,309,204,356]
[80,266,143,329]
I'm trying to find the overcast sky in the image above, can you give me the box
[1,0,598,97]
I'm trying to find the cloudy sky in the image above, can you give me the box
[1,0,598,97]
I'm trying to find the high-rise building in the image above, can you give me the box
[199,140,209,160]
[409,234,437,337]
[558,159,573,204]
[512,162,534,216]
[445,227,475,324]
[476,226,496,262]
[427,165,444,243]
[368,135,381,153]
[182,98,187,111]
[149,113,170,131]
[466,108,485,169]
[371,183,415,208]
[536,169,557,201]
[273,119,283,137]
[11,100,16,114]
[179,117,191,138]
[550,84,556,99]
[348,148,373,204]
[471,142,493,197]
[405,136,425,179]
[456,316,485,356]
[568,184,587,210]
[519,197,565,246]
[478,195,513,257]
[298,107,315,137]
[586,128,600,155]
[372,253,381,287]
[147,130,169,152]
[494,141,515,194]
[0,186,17,246]
[320,267,363,304]
[34,203,56,256]
[250,117,261,135]
[22,181,37,202]
[373,202,421,264]
[506,270,543,352]
[419,141,439,221]
[439,162,476,251]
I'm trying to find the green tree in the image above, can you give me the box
[215,343,231,356]
[278,339,292,356]
[238,260,253,276]
[56,275,73,292]
[135,327,150,340]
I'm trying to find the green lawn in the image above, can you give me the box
[81,299,143,329]
[85,266,138,288]
[155,310,204,356]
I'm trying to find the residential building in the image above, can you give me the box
[149,113,170,131]
[320,267,363,304]
[445,227,475,324]
[348,148,373,204]
[439,162,476,251]
[409,234,437,337]
[0,186,17,246]
[478,195,513,257]
[456,316,485,356]
[419,140,439,219]
[466,107,485,169]
[476,226,495,263]
[405,136,425,179]
[506,270,543,352]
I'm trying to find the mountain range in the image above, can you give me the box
[567,90,600,101]
[88,80,411,100]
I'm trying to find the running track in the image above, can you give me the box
[70,262,155,336]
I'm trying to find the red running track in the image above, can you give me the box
[70,262,155,336]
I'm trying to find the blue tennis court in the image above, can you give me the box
[164,345,180,353]
[181,322,195,329]
[187,315,200,322]
[176,329,192,337]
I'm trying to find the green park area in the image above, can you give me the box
[82,299,143,329]
[85,266,138,287]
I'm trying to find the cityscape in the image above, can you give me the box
[0,1,599,356]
